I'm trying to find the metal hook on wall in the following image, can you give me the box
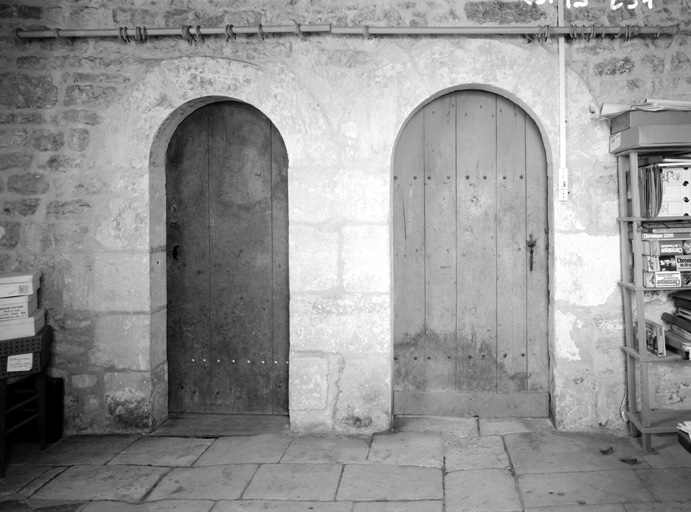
[195,25,204,43]
[294,20,305,40]
[363,25,371,40]
[181,25,194,44]
[225,24,236,41]
[118,27,131,44]
[257,23,265,40]
[134,26,148,44]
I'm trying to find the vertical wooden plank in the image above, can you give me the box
[270,123,290,415]
[166,107,212,413]
[525,115,549,392]
[209,102,274,413]
[456,90,498,392]
[424,95,457,391]
[496,97,528,393]
[393,109,426,392]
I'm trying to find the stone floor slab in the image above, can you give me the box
[480,418,555,436]
[281,434,370,464]
[81,500,215,511]
[445,469,522,512]
[641,434,691,468]
[624,503,691,511]
[214,501,354,511]
[337,464,443,501]
[109,436,214,467]
[518,470,655,508]
[146,465,257,501]
[0,465,56,497]
[506,432,647,474]
[243,463,342,501]
[393,416,479,436]
[194,434,292,465]
[444,435,510,471]
[32,465,169,502]
[368,432,443,468]
[28,435,140,466]
[634,467,691,502]
[353,501,443,512]
[0,498,86,511]
[526,505,626,511]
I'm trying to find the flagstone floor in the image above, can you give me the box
[1,417,690,511]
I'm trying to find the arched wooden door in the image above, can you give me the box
[166,101,289,415]
[393,89,549,417]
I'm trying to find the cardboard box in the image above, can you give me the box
[0,294,37,321]
[0,325,51,378]
[0,308,45,341]
[610,111,691,134]
[0,271,40,298]
[609,125,691,154]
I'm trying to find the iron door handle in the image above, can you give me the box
[527,234,537,271]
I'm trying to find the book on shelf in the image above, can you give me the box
[662,312,691,359]
[640,230,691,243]
[644,271,683,288]
[639,154,691,167]
[644,319,666,356]
[665,329,691,359]
[630,165,691,218]
[643,254,691,272]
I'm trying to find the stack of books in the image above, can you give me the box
[639,222,691,287]
[0,271,44,341]
[660,291,691,359]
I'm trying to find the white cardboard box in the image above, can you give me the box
[0,308,45,341]
[0,294,37,321]
[0,271,41,298]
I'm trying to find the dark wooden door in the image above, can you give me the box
[166,101,289,415]
[393,89,549,417]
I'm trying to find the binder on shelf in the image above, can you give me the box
[631,165,691,218]
[665,330,691,359]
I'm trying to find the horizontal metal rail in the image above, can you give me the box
[14,22,681,42]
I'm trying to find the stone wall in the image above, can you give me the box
[1,0,690,434]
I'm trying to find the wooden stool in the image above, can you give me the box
[0,326,51,477]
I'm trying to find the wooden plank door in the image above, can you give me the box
[166,101,289,415]
[393,89,549,417]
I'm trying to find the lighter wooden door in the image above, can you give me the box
[393,89,549,417]
[166,101,289,415]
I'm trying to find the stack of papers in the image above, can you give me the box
[679,421,691,434]
[600,99,691,119]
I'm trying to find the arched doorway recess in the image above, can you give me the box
[393,88,550,417]
[166,100,289,415]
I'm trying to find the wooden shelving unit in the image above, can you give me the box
[616,145,691,454]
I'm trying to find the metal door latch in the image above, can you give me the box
[527,234,537,271]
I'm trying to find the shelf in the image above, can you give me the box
[627,409,691,433]
[618,281,691,292]
[616,141,691,453]
[618,216,691,223]
[622,346,686,362]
